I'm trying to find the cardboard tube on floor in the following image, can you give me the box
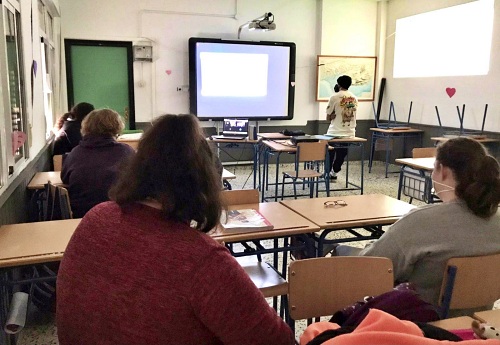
[4,292,29,334]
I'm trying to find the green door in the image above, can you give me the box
[65,40,135,129]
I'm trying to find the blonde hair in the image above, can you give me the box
[81,109,125,137]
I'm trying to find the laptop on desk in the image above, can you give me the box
[212,119,249,140]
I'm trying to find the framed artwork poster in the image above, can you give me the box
[316,55,377,102]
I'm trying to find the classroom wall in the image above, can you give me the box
[58,0,390,127]
[383,0,500,133]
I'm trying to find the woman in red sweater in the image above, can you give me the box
[56,114,294,345]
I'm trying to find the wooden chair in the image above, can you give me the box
[42,182,73,220]
[53,154,63,171]
[221,189,259,205]
[437,253,500,319]
[412,147,436,158]
[221,189,288,316]
[281,141,330,199]
[235,256,289,318]
[287,256,394,330]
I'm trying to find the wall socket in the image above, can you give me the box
[176,85,189,92]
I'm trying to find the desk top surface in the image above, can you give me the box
[210,202,319,242]
[473,309,500,324]
[258,132,290,140]
[262,137,366,152]
[280,194,415,229]
[0,219,80,268]
[27,171,64,190]
[370,127,424,134]
[431,136,499,143]
[395,157,435,171]
[208,137,260,144]
[1,202,318,268]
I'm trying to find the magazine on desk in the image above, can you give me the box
[221,209,274,232]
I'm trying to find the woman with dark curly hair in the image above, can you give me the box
[52,102,94,155]
[56,114,294,345]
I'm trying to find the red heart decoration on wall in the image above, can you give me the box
[165,70,172,75]
[446,87,456,98]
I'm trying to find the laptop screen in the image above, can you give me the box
[222,119,249,136]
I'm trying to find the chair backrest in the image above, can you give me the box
[412,147,436,158]
[221,189,259,205]
[53,154,63,171]
[438,253,500,318]
[58,186,73,219]
[42,182,73,220]
[296,141,328,163]
[288,256,394,321]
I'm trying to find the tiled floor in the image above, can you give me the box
[14,161,497,344]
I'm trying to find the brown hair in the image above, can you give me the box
[81,109,124,137]
[436,137,500,218]
[109,114,223,232]
[55,102,94,130]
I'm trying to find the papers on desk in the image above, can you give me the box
[221,209,274,232]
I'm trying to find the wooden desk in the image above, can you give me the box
[28,170,234,191]
[211,202,319,243]
[27,171,64,190]
[395,157,436,203]
[258,132,290,140]
[428,316,475,330]
[431,136,499,144]
[473,309,500,324]
[280,194,415,256]
[369,127,424,178]
[0,219,80,268]
[212,201,320,277]
[261,137,366,202]
[117,132,142,150]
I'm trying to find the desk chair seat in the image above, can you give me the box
[236,257,288,298]
[236,257,289,319]
[287,256,394,330]
[437,253,500,319]
[281,141,330,199]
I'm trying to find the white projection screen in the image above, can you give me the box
[393,0,494,78]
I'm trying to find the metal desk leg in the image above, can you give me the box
[385,134,391,178]
[397,166,405,199]
[369,135,376,173]
[360,143,364,194]
[274,153,282,202]
[345,145,349,189]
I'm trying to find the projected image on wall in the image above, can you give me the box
[393,0,494,78]
[200,52,269,97]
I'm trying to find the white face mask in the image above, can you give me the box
[432,179,455,196]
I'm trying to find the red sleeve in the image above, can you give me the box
[189,244,294,345]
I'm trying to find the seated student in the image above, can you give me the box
[61,109,135,218]
[56,114,294,345]
[351,137,500,310]
[52,102,94,155]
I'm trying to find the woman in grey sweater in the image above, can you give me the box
[358,137,500,308]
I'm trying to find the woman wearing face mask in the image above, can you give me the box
[357,137,500,310]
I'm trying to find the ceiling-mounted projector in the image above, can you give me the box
[248,20,276,31]
[238,12,276,38]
